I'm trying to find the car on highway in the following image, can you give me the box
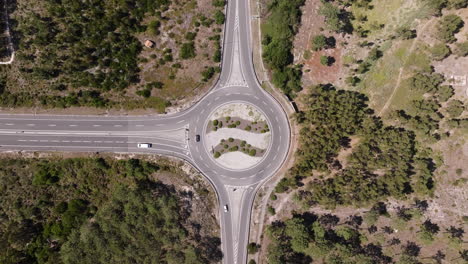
[195,134,201,142]
[137,143,152,148]
[224,205,229,212]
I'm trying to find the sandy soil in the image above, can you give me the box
[215,151,263,170]
[210,103,266,122]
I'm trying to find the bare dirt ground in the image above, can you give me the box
[293,0,345,87]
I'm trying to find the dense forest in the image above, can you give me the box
[273,85,435,208]
[0,157,221,264]
[262,0,304,97]
[266,206,467,263]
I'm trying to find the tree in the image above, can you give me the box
[402,242,420,257]
[311,35,327,51]
[448,0,468,9]
[454,41,468,56]
[431,43,451,60]
[320,55,334,66]
[319,2,350,33]
[436,14,464,43]
[445,100,465,118]
[446,226,464,239]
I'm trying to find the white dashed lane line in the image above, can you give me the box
[5,123,13,126]
[114,125,123,127]
[93,125,101,127]
[136,124,145,127]
[69,125,77,127]
[27,124,35,126]
[48,124,56,127]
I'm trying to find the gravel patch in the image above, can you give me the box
[210,103,266,122]
[216,152,263,170]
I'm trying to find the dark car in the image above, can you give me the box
[195,135,201,142]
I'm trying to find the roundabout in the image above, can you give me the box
[204,102,272,171]
[0,0,291,263]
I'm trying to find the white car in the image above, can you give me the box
[137,143,152,148]
[224,205,229,212]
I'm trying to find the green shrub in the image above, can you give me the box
[229,146,239,151]
[185,32,197,41]
[247,243,260,254]
[454,41,468,56]
[213,120,219,126]
[201,67,215,81]
[436,14,464,43]
[445,100,465,117]
[147,20,161,35]
[320,55,333,66]
[213,49,222,62]
[245,126,251,131]
[214,10,225,25]
[431,44,451,61]
[214,152,221,158]
[212,0,226,7]
[180,42,196,59]
[311,35,327,51]
[249,149,256,156]
[228,137,234,142]
[136,89,151,98]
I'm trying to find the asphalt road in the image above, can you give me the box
[0,0,291,263]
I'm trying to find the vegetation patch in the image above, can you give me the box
[0,156,221,263]
[213,138,264,158]
[208,116,269,133]
[261,0,305,97]
[1,0,226,111]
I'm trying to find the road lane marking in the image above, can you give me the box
[136,124,144,127]
[17,139,26,142]
[215,96,220,101]
[48,124,56,127]
[27,124,35,126]
[62,140,70,143]
[114,125,123,127]
[273,154,277,159]
[262,101,267,105]
[254,96,259,100]
[69,125,77,127]
[275,116,278,122]
[5,123,13,126]
[93,125,101,127]
[176,120,185,124]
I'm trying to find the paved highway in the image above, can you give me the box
[0,0,291,263]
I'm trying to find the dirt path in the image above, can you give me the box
[377,18,435,116]
[0,0,14,65]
